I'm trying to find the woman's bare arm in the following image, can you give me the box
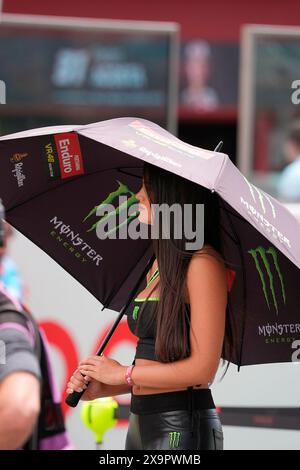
[84,382,132,400]
[67,369,132,400]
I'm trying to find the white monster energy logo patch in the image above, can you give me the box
[169,431,181,448]
[248,246,286,315]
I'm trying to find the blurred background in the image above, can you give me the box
[1,0,300,450]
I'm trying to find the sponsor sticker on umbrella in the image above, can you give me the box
[43,132,85,180]
[55,133,84,179]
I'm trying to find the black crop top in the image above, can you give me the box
[124,266,190,364]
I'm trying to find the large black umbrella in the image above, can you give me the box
[0,117,300,408]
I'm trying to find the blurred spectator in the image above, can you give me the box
[0,281,73,449]
[0,212,73,449]
[0,222,24,302]
[277,121,300,201]
[0,281,41,449]
[181,40,219,110]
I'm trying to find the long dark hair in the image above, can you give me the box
[135,162,234,376]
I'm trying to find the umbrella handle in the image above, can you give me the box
[65,389,85,408]
[65,250,156,408]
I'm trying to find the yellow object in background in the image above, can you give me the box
[81,397,118,446]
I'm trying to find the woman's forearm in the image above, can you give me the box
[100,383,132,398]
[130,356,209,388]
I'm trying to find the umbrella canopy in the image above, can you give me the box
[1,117,300,369]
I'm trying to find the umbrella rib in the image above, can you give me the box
[117,167,143,179]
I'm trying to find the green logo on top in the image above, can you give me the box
[169,431,181,449]
[248,246,286,315]
[83,180,140,237]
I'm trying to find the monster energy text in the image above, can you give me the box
[258,321,300,345]
[50,216,103,266]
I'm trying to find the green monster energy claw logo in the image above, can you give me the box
[83,180,140,236]
[248,246,286,315]
[132,305,140,320]
[169,431,181,449]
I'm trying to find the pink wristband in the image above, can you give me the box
[125,365,135,386]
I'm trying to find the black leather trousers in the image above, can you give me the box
[124,407,224,450]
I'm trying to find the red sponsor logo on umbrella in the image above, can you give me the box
[54,133,84,179]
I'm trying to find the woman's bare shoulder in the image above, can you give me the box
[192,244,225,266]
[184,245,227,304]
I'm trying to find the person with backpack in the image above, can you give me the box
[0,201,72,450]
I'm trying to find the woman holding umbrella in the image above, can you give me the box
[67,162,231,450]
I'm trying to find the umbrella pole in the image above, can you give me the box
[65,251,156,408]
